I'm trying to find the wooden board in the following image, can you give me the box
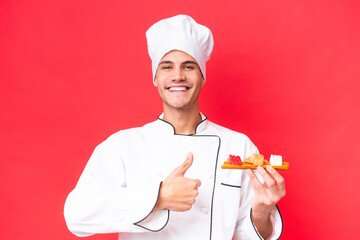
[221,161,289,170]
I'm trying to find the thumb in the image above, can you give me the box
[174,152,193,176]
[247,169,265,195]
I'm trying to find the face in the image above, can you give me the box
[154,50,204,112]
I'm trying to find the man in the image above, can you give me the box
[64,15,285,239]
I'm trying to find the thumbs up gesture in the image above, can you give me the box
[154,152,201,212]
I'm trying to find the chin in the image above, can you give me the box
[165,102,191,110]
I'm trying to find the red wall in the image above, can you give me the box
[1,0,359,239]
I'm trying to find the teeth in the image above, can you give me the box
[169,87,187,91]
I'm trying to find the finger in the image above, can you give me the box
[256,166,277,190]
[266,165,286,190]
[174,152,193,176]
[247,169,267,195]
[194,179,201,188]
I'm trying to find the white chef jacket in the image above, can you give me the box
[64,113,283,239]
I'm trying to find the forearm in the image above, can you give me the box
[251,210,273,240]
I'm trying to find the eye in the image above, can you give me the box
[161,65,172,70]
[184,65,194,70]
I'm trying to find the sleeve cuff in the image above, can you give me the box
[244,205,283,240]
[132,182,170,232]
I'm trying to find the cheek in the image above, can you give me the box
[154,74,168,87]
[196,76,205,88]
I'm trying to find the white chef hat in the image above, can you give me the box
[146,15,214,81]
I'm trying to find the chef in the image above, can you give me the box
[64,15,286,240]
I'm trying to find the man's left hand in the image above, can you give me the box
[247,165,286,238]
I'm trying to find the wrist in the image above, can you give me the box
[154,182,164,211]
[251,208,272,222]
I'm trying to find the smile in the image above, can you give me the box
[168,86,189,92]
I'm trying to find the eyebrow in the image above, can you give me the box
[182,61,198,65]
[158,60,198,65]
[159,60,173,65]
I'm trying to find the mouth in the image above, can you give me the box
[167,86,190,92]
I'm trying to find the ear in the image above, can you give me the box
[153,78,158,87]
[201,77,205,87]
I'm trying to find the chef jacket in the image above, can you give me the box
[64,113,283,239]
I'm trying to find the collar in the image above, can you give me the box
[157,112,208,135]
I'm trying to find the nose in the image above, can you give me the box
[173,67,185,81]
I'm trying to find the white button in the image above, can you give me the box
[208,174,213,180]
[211,139,218,144]
[201,208,209,214]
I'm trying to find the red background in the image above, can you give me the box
[1,0,360,239]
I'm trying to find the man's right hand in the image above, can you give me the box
[154,152,201,212]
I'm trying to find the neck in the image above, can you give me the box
[162,105,202,135]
